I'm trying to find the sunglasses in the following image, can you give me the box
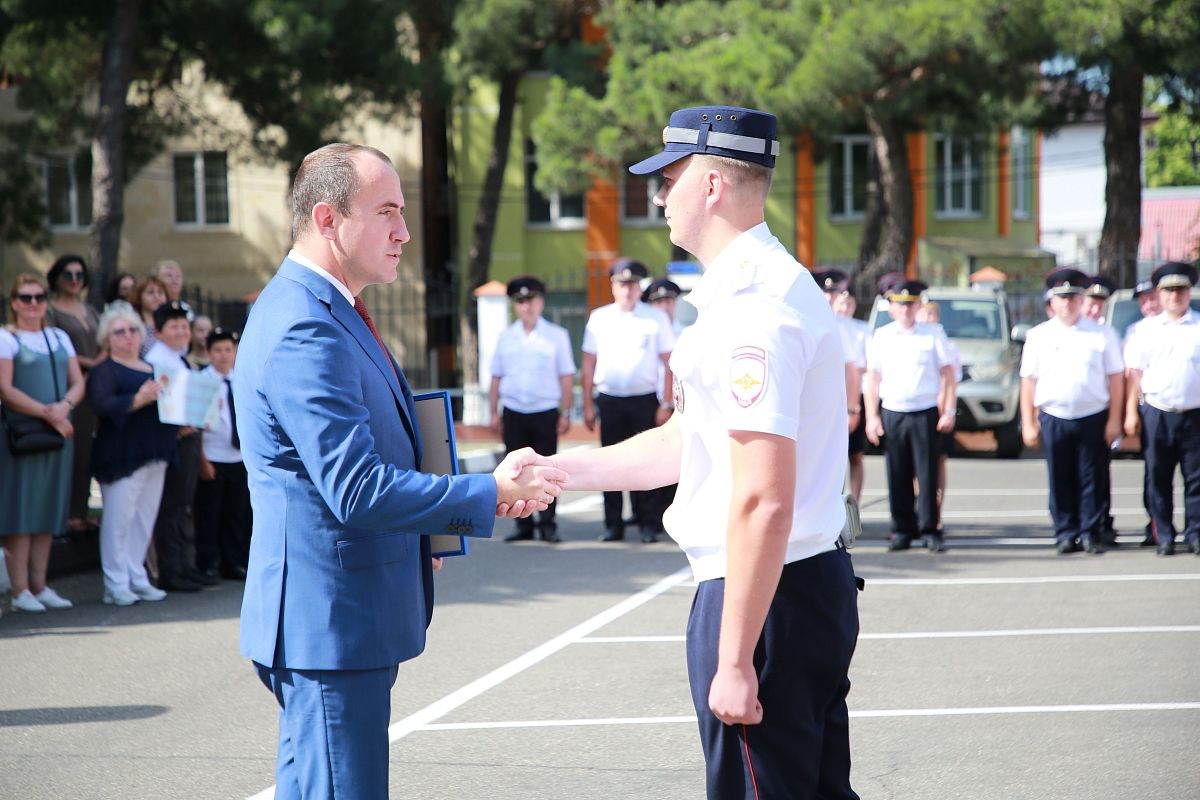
[16,293,48,304]
[63,270,85,281]
[109,327,138,337]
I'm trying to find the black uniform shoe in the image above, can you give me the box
[925,534,946,553]
[640,527,660,544]
[220,565,248,581]
[159,576,202,592]
[1056,539,1079,555]
[504,530,535,542]
[539,523,561,543]
[187,568,221,586]
[1082,537,1104,555]
[1157,540,1176,556]
[599,527,625,542]
[888,534,912,552]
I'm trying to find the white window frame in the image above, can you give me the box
[1011,126,1031,220]
[829,135,873,221]
[524,139,585,230]
[172,151,230,228]
[43,152,91,231]
[934,134,985,219]
[620,172,665,226]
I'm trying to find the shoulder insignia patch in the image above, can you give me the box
[730,345,768,408]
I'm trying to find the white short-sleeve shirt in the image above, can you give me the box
[1125,309,1200,412]
[1020,316,1124,419]
[582,302,675,397]
[144,339,192,375]
[0,327,75,360]
[665,223,847,582]
[866,321,953,412]
[490,317,576,414]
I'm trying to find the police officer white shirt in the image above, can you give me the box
[665,223,847,582]
[200,364,241,463]
[866,322,953,412]
[838,316,868,370]
[582,302,675,397]
[1020,316,1124,419]
[490,317,576,414]
[1122,315,1157,365]
[1125,309,1200,412]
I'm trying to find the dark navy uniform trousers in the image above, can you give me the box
[881,407,939,536]
[1040,410,1110,545]
[1142,405,1200,546]
[502,407,560,534]
[686,545,860,800]
[595,392,663,531]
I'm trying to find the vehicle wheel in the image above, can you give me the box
[993,417,1023,458]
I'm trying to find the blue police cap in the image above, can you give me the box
[609,258,649,283]
[1151,261,1198,289]
[1085,274,1116,299]
[629,105,779,175]
[507,275,546,298]
[811,269,849,293]
[886,279,928,303]
[642,278,682,303]
[1132,280,1156,299]
[1044,268,1089,296]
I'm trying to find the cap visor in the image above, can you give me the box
[629,149,692,175]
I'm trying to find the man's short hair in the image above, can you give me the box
[291,143,393,241]
[696,154,773,199]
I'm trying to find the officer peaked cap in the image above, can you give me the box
[1044,268,1089,296]
[1151,261,1198,289]
[642,278,682,303]
[609,258,649,282]
[507,275,546,298]
[886,280,928,303]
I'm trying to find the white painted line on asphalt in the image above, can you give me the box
[577,625,1200,644]
[852,535,1157,547]
[864,573,1200,585]
[861,508,1161,520]
[415,702,1200,732]
[247,566,692,800]
[860,487,1174,498]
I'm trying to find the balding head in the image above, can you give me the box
[291,143,393,242]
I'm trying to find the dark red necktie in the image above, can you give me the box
[354,296,399,384]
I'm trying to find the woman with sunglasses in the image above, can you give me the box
[46,255,103,535]
[0,274,85,613]
[87,305,178,605]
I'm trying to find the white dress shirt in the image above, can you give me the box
[867,322,953,412]
[665,222,847,582]
[1020,316,1124,419]
[490,317,576,414]
[582,302,675,397]
[1125,309,1200,412]
[201,365,242,463]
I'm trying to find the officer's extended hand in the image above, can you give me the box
[493,448,567,518]
[708,663,763,726]
[865,415,884,446]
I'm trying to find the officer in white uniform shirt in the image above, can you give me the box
[1020,268,1125,555]
[814,269,870,504]
[194,327,252,579]
[1123,262,1200,556]
[581,258,675,543]
[548,104,861,800]
[489,276,576,543]
[1083,274,1116,323]
[864,279,957,552]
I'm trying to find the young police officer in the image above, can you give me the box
[1020,268,1124,554]
[547,106,860,799]
[1124,262,1200,555]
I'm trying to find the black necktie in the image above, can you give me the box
[180,354,193,371]
[225,378,239,449]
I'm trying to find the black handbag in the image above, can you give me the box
[3,329,66,457]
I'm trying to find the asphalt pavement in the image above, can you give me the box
[1,452,1198,799]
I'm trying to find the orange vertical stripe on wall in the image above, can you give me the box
[907,131,926,277]
[585,174,620,312]
[795,129,816,267]
[997,129,1010,238]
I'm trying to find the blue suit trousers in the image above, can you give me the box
[256,662,399,800]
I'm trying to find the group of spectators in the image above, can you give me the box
[1,257,251,617]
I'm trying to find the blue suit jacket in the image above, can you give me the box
[235,259,496,670]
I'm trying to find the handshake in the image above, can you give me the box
[490,448,568,518]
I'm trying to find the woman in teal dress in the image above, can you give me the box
[0,274,86,613]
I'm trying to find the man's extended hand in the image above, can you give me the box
[708,663,763,726]
[493,448,567,518]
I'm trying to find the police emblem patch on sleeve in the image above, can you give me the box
[672,373,685,413]
[730,345,767,408]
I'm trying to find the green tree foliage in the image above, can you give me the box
[1146,106,1200,188]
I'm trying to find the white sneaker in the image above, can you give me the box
[131,585,167,602]
[102,589,139,606]
[11,589,47,613]
[34,586,74,609]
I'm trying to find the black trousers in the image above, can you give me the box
[1040,410,1109,544]
[1142,405,1200,545]
[595,392,662,531]
[194,460,252,572]
[687,546,860,800]
[881,407,939,536]
[502,407,560,534]
[154,433,202,581]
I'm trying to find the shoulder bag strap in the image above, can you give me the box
[41,328,62,401]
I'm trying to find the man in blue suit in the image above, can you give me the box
[235,143,564,799]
